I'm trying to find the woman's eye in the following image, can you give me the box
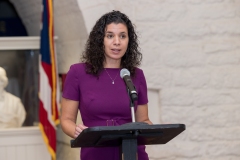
[107,34,113,38]
[120,35,126,39]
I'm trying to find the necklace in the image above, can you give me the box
[104,68,119,84]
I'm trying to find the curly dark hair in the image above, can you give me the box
[81,10,142,77]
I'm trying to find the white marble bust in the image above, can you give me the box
[0,67,26,128]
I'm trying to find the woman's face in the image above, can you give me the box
[103,23,129,64]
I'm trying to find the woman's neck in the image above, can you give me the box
[103,61,121,68]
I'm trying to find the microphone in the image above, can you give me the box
[120,68,138,101]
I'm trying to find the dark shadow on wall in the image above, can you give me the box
[0,0,28,36]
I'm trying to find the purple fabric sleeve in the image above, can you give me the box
[62,64,80,101]
[136,68,148,105]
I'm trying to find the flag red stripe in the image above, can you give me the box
[39,101,56,151]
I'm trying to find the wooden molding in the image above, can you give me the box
[0,36,58,50]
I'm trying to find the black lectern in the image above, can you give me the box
[71,122,185,160]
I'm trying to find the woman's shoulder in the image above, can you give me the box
[134,67,144,75]
[69,63,86,72]
[135,67,143,72]
[132,67,144,81]
[67,63,87,76]
[70,62,86,69]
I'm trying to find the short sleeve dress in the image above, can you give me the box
[62,63,149,160]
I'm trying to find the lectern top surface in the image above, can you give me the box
[71,123,186,148]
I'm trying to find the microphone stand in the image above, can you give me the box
[130,94,136,122]
[126,89,147,125]
[117,89,148,160]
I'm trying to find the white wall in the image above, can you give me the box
[76,1,240,159]
[0,127,50,160]
[9,0,240,159]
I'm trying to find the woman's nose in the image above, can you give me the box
[113,36,120,45]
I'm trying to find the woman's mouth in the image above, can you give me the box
[111,49,121,54]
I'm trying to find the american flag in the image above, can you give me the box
[39,0,60,159]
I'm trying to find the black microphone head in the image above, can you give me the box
[120,68,130,78]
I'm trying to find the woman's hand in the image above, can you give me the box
[74,124,88,138]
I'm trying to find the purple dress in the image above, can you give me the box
[62,63,149,160]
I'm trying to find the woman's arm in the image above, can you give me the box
[135,104,153,125]
[60,97,87,138]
